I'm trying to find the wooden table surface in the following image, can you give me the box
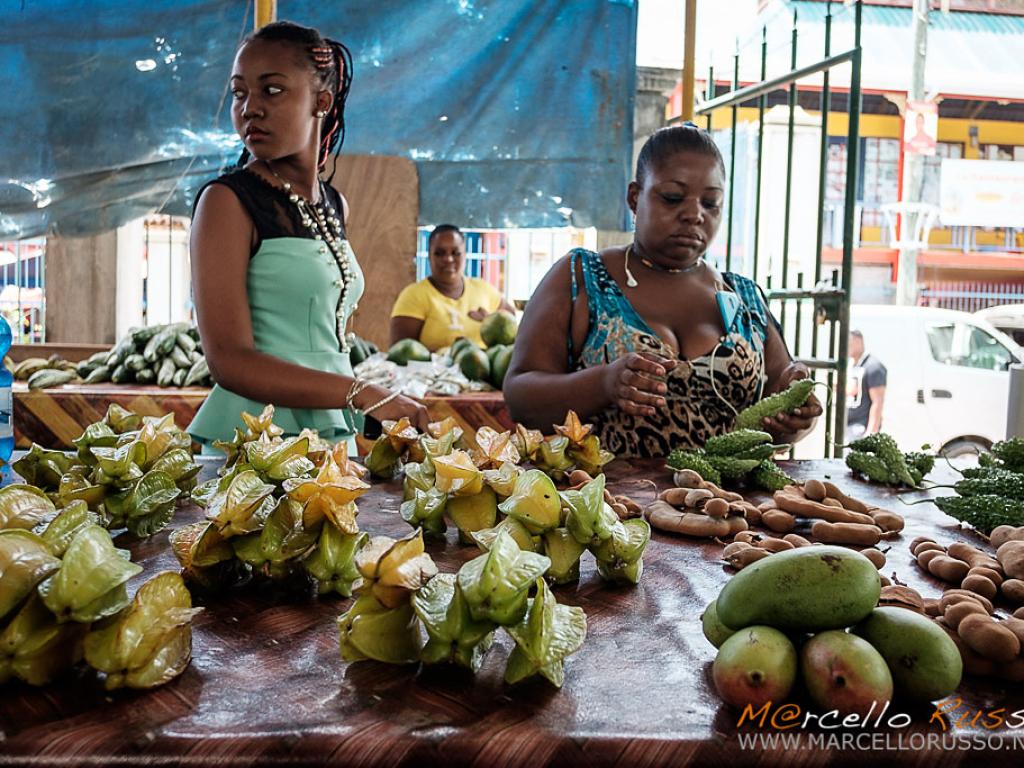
[2,458,1023,767]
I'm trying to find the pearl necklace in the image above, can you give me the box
[265,161,356,352]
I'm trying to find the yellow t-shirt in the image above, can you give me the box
[391,277,504,350]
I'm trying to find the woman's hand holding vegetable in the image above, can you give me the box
[760,363,822,443]
[602,352,676,418]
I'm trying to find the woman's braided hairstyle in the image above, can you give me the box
[635,123,725,188]
[235,20,354,177]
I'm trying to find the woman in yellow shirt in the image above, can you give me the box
[390,224,515,350]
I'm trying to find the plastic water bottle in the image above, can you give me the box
[0,315,13,464]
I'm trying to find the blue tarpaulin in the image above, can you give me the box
[0,0,637,239]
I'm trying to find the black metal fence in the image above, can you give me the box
[682,0,863,456]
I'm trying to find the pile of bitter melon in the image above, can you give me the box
[667,429,795,492]
[930,438,1024,534]
[844,432,933,488]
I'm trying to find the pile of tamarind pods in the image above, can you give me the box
[643,469,761,538]
[759,478,905,543]
[911,535,1024,606]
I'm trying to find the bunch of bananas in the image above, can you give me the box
[172,405,375,595]
[11,405,200,538]
[0,511,200,689]
[339,528,587,685]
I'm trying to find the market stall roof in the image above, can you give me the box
[732,0,1024,102]
[0,0,637,239]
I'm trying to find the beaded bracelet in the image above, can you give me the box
[344,378,371,411]
[361,390,400,417]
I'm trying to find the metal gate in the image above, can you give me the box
[687,0,863,457]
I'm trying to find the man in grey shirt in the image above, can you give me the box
[847,330,887,439]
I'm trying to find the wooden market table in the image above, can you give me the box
[12,383,512,451]
[2,458,1022,766]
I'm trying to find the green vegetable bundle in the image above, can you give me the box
[667,429,794,491]
[844,433,932,488]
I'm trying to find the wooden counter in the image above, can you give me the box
[1,459,1022,765]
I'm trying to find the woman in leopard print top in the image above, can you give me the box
[503,125,822,458]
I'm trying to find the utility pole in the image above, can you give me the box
[680,0,698,122]
[895,0,929,306]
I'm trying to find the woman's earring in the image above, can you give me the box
[316,110,328,118]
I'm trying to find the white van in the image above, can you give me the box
[847,305,1023,456]
[974,304,1024,349]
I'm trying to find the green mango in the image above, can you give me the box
[712,626,798,710]
[716,546,881,632]
[852,607,962,702]
[801,630,893,717]
[701,599,737,649]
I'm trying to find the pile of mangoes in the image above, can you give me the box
[702,547,963,714]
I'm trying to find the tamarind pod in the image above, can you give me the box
[734,531,761,545]
[947,541,1003,573]
[916,550,945,570]
[960,574,998,602]
[684,488,715,507]
[722,541,753,559]
[860,548,886,569]
[996,540,1024,580]
[702,483,744,503]
[909,536,938,552]
[870,511,905,534]
[673,470,704,489]
[725,516,749,536]
[927,555,971,584]
[810,521,882,547]
[803,479,827,501]
[957,613,1021,663]
[990,525,1024,549]
[743,505,762,526]
[703,497,730,519]
[822,481,873,514]
[923,599,942,617]
[912,541,946,558]
[1001,579,1024,604]
[967,566,1003,588]
[939,590,994,615]
[943,600,989,630]
[879,576,891,587]
[568,469,593,486]
[1015,606,1024,620]
[1000,617,1024,648]
[757,537,794,554]
[757,500,778,514]
[821,497,845,509]
[773,491,876,525]
[782,533,812,548]
[726,547,771,570]
[611,502,629,520]
[658,488,690,507]
[879,584,925,610]
[646,504,732,538]
[761,509,796,533]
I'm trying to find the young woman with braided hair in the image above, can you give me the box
[188,21,429,451]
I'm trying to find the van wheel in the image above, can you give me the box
[940,439,990,459]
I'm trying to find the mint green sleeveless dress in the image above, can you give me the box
[188,169,364,447]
